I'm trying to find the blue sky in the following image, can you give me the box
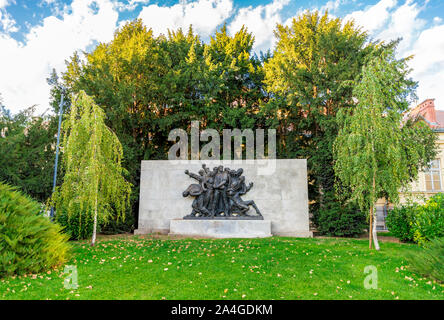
[1,0,444,113]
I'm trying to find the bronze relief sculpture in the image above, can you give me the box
[182,164,262,219]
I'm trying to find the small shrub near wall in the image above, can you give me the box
[413,193,444,245]
[385,204,416,242]
[314,193,367,237]
[387,193,444,245]
[0,183,70,277]
[56,205,95,240]
[55,205,134,240]
[55,205,134,239]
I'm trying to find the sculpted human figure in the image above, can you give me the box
[202,164,211,175]
[229,168,243,190]
[183,169,211,217]
[227,176,262,217]
[200,164,215,210]
[184,169,207,190]
[211,165,230,217]
[182,164,262,219]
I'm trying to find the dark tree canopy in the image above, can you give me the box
[263,11,384,220]
[39,12,437,232]
[51,19,268,226]
[0,106,58,203]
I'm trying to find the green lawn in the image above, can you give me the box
[1,236,442,300]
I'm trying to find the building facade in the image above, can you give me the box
[376,99,444,230]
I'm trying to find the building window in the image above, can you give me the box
[425,159,442,191]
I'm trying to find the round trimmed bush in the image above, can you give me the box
[0,183,70,277]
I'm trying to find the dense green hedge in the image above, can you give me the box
[55,205,134,240]
[413,193,444,245]
[314,192,367,237]
[386,204,416,242]
[0,183,70,277]
[55,205,95,240]
[55,204,134,240]
[387,193,444,245]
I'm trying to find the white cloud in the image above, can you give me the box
[320,0,343,14]
[346,0,444,109]
[376,0,425,55]
[0,0,15,9]
[40,0,57,5]
[0,0,17,33]
[433,16,442,25]
[409,24,444,109]
[228,0,289,53]
[1,0,443,113]
[0,0,118,114]
[344,0,397,32]
[0,9,17,32]
[138,0,233,38]
[114,0,150,12]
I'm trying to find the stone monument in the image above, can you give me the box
[181,164,262,219]
[135,159,312,238]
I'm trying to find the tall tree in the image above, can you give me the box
[203,24,267,131]
[263,10,379,222]
[55,20,268,225]
[51,91,131,246]
[0,105,58,202]
[333,48,437,250]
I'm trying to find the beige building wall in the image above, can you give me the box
[376,131,444,230]
[401,131,444,201]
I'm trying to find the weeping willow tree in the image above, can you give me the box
[52,91,131,246]
[334,47,437,250]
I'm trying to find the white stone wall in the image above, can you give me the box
[135,159,311,237]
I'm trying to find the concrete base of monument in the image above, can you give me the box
[168,218,272,238]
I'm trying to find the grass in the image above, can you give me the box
[377,231,394,237]
[0,236,443,300]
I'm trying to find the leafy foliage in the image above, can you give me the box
[56,204,95,240]
[314,192,367,237]
[387,194,444,244]
[407,237,444,283]
[101,213,135,235]
[334,47,437,248]
[52,20,267,225]
[386,204,416,243]
[51,91,131,243]
[263,11,379,222]
[0,183,70,277]
[0,106,58,202]
[413,193,444,245]
[44,13,437,235]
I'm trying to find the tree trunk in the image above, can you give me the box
[91,128,98,247]
[369,173,380,250]
[372,207,380,251]
[369,208,373,249]
[91,111,98,247]
[91,195,98,246]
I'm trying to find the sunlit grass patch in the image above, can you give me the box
[1,236,442,300]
